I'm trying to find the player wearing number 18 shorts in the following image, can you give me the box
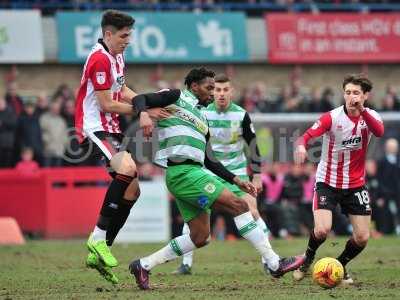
[292,74,384,284]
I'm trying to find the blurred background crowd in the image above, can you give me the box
[2,65,400,169]
[1,65,400,238]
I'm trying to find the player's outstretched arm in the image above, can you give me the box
[132,89,180,137]
[120,84,137,103]
[294,144,308,165]
[123,85,172,120]
[95,90,134,115]
[132,89,181,111]
[242,112,262,193]
[294,112,332,164]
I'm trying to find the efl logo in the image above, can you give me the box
[96,72,106,85]
[342,136,361,146]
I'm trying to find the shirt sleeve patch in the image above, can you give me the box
[96,72,106,85]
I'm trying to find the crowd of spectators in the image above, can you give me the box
[237,79,400,113]
[2,66,400,169]
[0,79,75,168]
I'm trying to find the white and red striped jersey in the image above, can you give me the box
[75,39,125,143]
[298,106,384,189]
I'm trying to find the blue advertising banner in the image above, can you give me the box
[57,12,248,63]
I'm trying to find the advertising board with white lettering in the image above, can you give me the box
[57,12,248,62]
[266,13,400,63]
[0,10,44,63]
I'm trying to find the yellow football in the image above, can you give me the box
[312,257,344,288]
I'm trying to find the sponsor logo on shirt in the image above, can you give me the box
[169,107,208,135]
[342,136,361,147]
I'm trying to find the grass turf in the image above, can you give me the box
[0,236,399,299]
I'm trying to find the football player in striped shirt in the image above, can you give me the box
[128,68,305,290]
[293,74,384,284]
[75,10,168,284]
[174,74,273,275]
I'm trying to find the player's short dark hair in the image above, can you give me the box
[101,10,134,34]
[342,74,373,93]
[184,67,215,89]
[214,74,231,83]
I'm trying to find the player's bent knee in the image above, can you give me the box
[126,188,140,202]
[111,151,137,176]
[353,232,369,246]
[190,233,209,248]
[233,198,249,215]
[314,227,330,240]
[117,163,137,177]
[195,240,209,248]
[134,187,141,199]
[121,162,137,177]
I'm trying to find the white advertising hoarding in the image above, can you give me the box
[0,10,44,63]
[116,178,170,243]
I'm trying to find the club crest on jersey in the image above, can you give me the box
[359,120,367,128]
[204,182,216,194]
[117,76,125,86]
[342,136,361,147]
[96,72,106,85]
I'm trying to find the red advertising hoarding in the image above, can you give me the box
[266,13,400,63]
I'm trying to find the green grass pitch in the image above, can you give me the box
[1,237,399,299]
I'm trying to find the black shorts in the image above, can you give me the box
[79,131,126,172]
[313,182,372,216]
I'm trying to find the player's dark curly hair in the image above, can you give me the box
[184,67,215,89]
[101,10,135,34]
[342,74,373,93]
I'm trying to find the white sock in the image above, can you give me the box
[181,223,193,267]
[140,234,196,271]
[92,226,106,242]
[255,217,275,264]
[234,212,279,271]
[256,217,270,237]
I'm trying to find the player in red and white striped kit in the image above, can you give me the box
[292,74,384,284]
[75,10,167,284]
